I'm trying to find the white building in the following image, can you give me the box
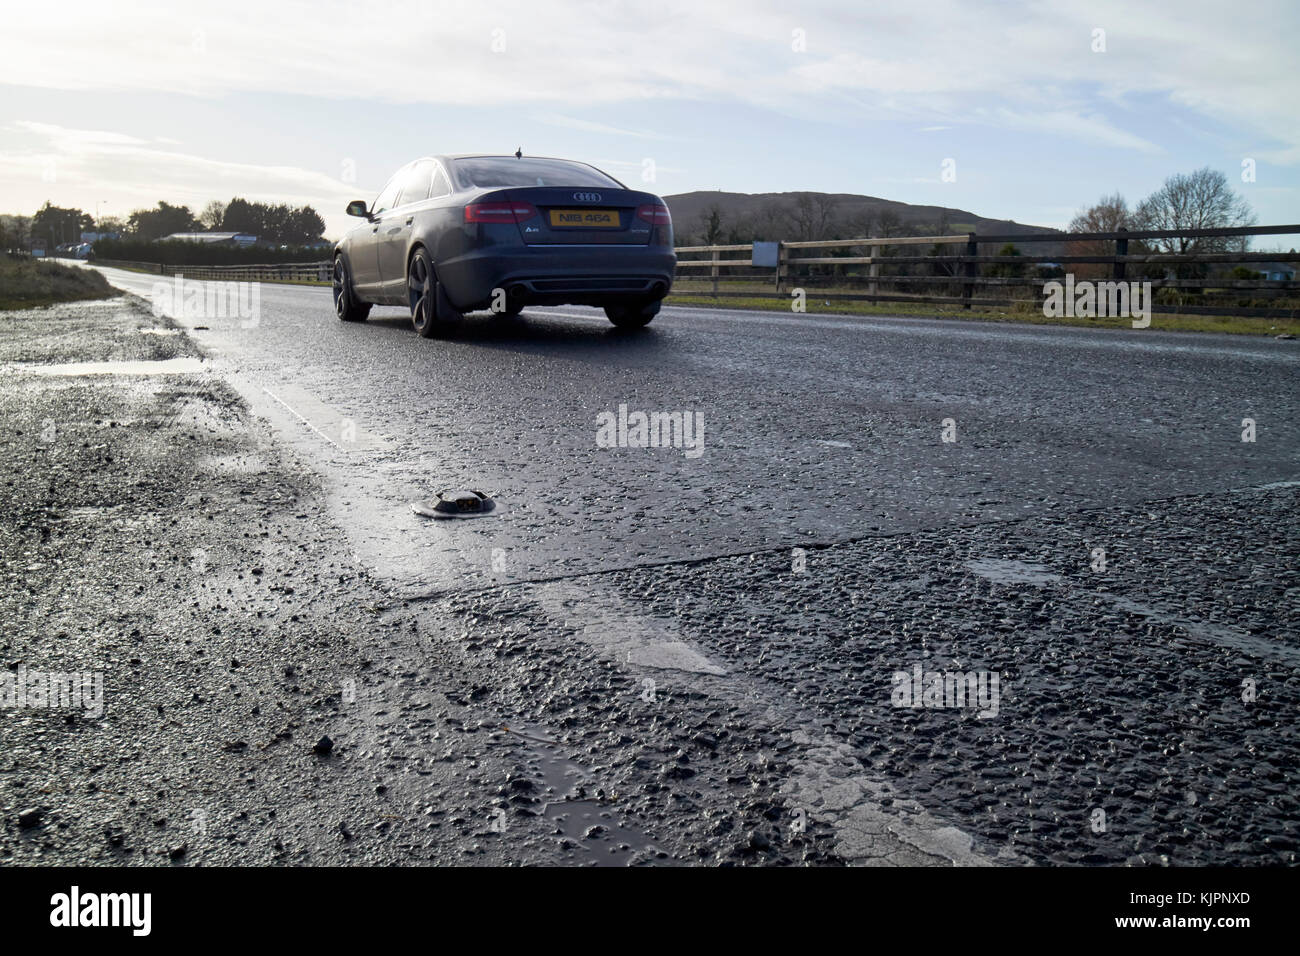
[162,232,258,247]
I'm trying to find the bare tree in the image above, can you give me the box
[1069,192,1129,234]
[814,194,840,238]
[849,208,875,239]
[733,200,792,243]
[788,193,839,241]
[876,208,903,238]
[1066,192,1130,278]
[1131,167,1254,254]
[199,200,228,232]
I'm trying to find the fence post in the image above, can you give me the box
[869,244,880,303]
[775,242,785,293]
[1113,227,1128,282]
[963,232,977,309]
[710,247,720,297]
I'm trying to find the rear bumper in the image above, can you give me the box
[437,245,676,310]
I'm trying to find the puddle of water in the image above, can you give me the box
[502,721,667,866]
[11,358,206,376]
[543,800,659,866]
[964,558,1062,586]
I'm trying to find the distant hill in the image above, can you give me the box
[662,190,1063,255]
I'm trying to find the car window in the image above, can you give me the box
[397,160,435,207]
[452,157,622,189]
[429,166,451,199]
[372,172,403,216]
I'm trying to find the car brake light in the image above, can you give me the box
[464,201,538,223]
[635,203,672,226]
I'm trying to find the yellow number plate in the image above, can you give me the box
[549,209,619,228]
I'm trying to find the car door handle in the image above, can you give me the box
[404,217,414,226]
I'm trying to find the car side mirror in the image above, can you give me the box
[346,200,372,219]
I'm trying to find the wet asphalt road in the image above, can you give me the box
[89,266,1300,595]
[32,266,1300,864]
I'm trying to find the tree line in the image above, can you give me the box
[1064,167,1259,279]
[4,197,327,249]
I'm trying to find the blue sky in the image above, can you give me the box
[1,0,1296,240]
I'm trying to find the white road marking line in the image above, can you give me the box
[783,731,1008,866]
[261,385,342,450]
[534,580,727,675]
[257,383,390,453]
[966,554,1300,666]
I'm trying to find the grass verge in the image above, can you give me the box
[0,257,118,311]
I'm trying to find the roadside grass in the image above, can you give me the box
[0,257,118,311]
[666,288,1300,337]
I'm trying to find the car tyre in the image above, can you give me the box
[409,247,460,338]
[333,256,371,322]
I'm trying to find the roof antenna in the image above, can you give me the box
[515,146,522,159]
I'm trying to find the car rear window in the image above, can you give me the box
[453,157,622,189]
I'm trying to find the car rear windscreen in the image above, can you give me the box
[453,157,622,189]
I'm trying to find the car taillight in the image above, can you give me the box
[635,203,672,226]
[464,201,538,223]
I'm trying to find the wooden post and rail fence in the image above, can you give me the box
[674,223,1300,318]
[91,222,1300,319]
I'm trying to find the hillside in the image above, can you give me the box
[662,190,1063,253]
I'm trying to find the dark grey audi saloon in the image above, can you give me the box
[332,154,676,335]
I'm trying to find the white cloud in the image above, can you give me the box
[2,0,1297,235]
[975,109,1162,154]
[0,121,357,236]
[533,113,664,139]
[1,0,1295,161]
